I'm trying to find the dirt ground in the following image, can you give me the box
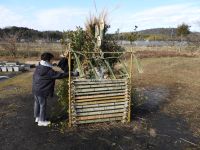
[0,57,200,150]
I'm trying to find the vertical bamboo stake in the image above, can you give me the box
[88,61,99,79]
[120,59,130,78]
[128,50,133,122]
[73,52,85,77]
[130,50,133,88]
[68,50,72,127]
[104,60,116,79]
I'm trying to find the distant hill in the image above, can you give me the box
[138,28,177,36]
[0,26,63,42]
[114,28,200,41]
[0,26,199,42]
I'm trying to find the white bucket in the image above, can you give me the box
[1,66,7,72]
[7,66,13,72]
[13,66,20,72]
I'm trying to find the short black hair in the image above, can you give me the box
[41,52,54,61]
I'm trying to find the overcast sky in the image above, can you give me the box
[0,0,200,32]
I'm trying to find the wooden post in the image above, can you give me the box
[68,50,72,127]
[128,49,133,122]
[130,50,133,88]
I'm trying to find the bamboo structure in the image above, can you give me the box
[67,51,134,127]
[70,79,130,126]
[65,14,138,127]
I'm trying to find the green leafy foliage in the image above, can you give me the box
[50,79,69,131]
[62,24,124,76]
[177,23,190,37]
[63,27,95,55]
[56,79,68,113]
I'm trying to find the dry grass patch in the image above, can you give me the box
[132,57,200,137]
[0,72,33,99]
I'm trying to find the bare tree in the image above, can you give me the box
[2,32,19,57]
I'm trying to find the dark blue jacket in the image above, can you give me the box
[57,57,74,72]
[32,65,68,97]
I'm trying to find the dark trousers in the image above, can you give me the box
[34,95,47,121]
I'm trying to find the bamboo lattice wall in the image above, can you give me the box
[69,79,130,126]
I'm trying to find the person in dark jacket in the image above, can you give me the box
[32,52,78,126]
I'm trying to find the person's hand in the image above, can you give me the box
[72,71,79,77]
[52,63,57,66]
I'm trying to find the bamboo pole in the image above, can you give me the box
[75,94,125,101]
[75,86,126,93]
[68,50,72,127]
[75,83,126,89]
[76,105,125,113]
[75,90,126,96]
[72,51,134,54]
[75,93,126,100]
[76,99,127,105]
[88,61,99,79]
[104,59,116,79]
[73,52,85,77]
[76,101,127,109]
[77,113,123,120]
[77,117,122,124]
[120,59,130,78]
[73,79,126,81]
[128,50,133,122]
[77,109,125,116]
[74,80,126,85]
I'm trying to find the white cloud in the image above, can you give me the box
[0,3,199,32]
[111,3,200,32]
[0,5,88,31]
[34,8,88,31]
[0,6,26,28]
